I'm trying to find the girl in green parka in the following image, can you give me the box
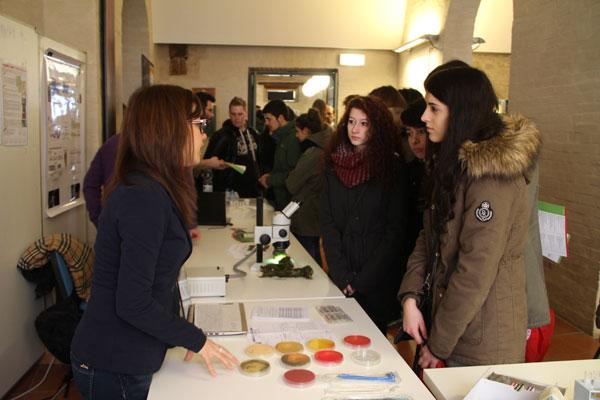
[286,108,331,265]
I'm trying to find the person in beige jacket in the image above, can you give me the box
[399,64,542,368]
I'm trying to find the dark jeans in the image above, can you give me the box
[71,352,153,400]
[295,234,322,266]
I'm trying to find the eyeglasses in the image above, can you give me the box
[190,118,208,129]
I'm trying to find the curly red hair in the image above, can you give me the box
[324,95,401,184]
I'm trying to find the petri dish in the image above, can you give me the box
[306,338,335,352]
[275,341,304,354]
[343,335,371,349]
[283,369,316,388]
[281,353,310,368]
[244,343,275,358]
[314,349,344,366]
[239,359,270,377]
[350,349,381,367]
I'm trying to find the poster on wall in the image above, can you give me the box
[0,62,28,146]
[42,50,85,217]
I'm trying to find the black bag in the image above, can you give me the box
[35,293,82,364]
[394,228,439,344]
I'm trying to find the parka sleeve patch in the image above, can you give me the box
[474,201,493,222]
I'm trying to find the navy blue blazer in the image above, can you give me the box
[71,173,206,375]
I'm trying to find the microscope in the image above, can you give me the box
[253,201,300,267]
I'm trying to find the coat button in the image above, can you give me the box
[431,205,435,210]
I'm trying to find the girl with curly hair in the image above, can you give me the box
[320,95,407,333]
[399,64,541,368]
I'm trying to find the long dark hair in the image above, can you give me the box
[424,65,504,235]
[104,84,201,225]
[323,95,400,185]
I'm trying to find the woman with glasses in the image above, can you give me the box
[71,85,237,399]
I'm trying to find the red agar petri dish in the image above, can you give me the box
[314,349,344,366]
[343,335,371,348]
[283,369,316,388]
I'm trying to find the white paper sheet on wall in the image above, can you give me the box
[1,62,28,146]
[538,201,568,262]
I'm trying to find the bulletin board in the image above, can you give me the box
[41,41,86,218]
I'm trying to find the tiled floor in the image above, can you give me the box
[3,316,598,399]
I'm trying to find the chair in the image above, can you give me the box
[41,252,86,398]
[49,251,86,311]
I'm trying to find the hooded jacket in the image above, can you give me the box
[204,119,260,197]
[398,114,542,365]
[267,120,301,210]
[286,127,331,236]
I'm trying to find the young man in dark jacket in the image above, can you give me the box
[204,97,260,197]
[258,99,300,210]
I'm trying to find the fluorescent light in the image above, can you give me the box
[339,53,365,66]
[394,34,439,53]
[302,75,330,97]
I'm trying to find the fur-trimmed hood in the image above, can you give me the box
[459,114,541,180]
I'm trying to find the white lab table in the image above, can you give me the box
[184,199,344,303]
[424,359,600,399]
[149,297,435,400]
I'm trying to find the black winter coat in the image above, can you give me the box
[320,161,408,329]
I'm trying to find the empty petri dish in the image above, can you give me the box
[343,335,371,349]
[314,349,344,366]
[276,341,304,354]
[244,343,275,358]
[239,359,270,377]
[281,353,310,368]
[350,349,381,367]
[283,369,316,388]
[306,338,335,352]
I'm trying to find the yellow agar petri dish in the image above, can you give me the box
[239,359,270,377]
[306,338,335,352]
[244,343,275,358]
[275,341,304,354]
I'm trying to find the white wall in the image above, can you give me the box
[151,0,407,50]
[154,44,399,129]
[0,0,100,394]
[473,0,513,53]
[0,13,45,396]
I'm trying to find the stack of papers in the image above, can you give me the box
[248,306,334,345]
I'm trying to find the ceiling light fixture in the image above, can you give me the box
[394,34,439,53]
[302,75,330,97]
[471,37,486,50]
[339,53,365,66]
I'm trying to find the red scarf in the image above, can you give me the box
[331,145,373,188]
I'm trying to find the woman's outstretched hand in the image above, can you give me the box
[184,339,238,377]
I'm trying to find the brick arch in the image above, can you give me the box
[440,0,481,63]
[122,0,150,102]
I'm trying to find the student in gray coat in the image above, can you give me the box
[286,109,331,264]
